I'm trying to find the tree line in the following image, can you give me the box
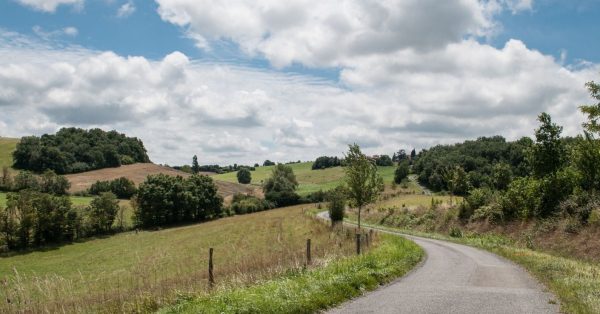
[12,127,150,174]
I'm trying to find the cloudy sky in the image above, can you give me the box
[0,0,599,165]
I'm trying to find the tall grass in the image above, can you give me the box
[160,234,423,314]
[0,205,358,313]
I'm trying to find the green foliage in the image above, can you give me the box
[0,190,79,250]
[449,226,463,238]
[530,113,566,178]
[500,177,542,219]
[460,187,496,220]
[89,177,137,199]
[13,171,40,191]
[492,162,513,190]
[394,160,410,184]
[263,160,275,166]
[12,127,150,174]
[375,154,393,166]
[236,168,252,184]
[446,166,470,196]
[312,156,342,169]
[263,164,301,207]
[413,136,530,192]
[160,235,423,314]
[580,80,600,135]
[134,174,223,228]
[191,155,200,174]
[39,170,70,195]
[344,144,384,228]
[87,192,119,234]
[327,186,347,224]
[229,194,272,215]
[0,167,12,192]
[573,133,600,191]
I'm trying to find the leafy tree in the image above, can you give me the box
[263,160,276,166]
[312,156,342,169]
[393,149,408,162]
[492,162,512,190]
[375,155,393,166]
[530,113,565,178]
[580,80,600,134]
[327,186,347,225]
[192,155,200,174]
[447,166,470,196]
[237,168,252,184]
[13,171,40,191]
[343,144,384,230]
[87,192,119,234]
[410,149,416,160]
[134,174,223,228]
[39,170,70,195]
[394,160,410,184]
[263,164,300,207]
[89,177,136,199]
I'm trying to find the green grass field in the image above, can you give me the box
[0,204,359,313]
[213,162,396,195]
[0,137,18,170]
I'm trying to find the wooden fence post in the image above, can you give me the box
[306,239,312,266]
[208,248,214,288]
[365,232,370,247]
[356,233,361,255]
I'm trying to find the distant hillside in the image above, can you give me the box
[65,163,257,199]
[0,137,18,170]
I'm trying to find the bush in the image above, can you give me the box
[89,177,136,199]
[230,194,272,215]
[500,177,542,219]
[265,190,300,207]
[263,160,276,166]
[588,209,600,227]
[236,168,252,184]
[327,187,346,224]
[449,226,463,238]
[394,161,410,184]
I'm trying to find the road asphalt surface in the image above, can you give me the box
[318,212,559,314]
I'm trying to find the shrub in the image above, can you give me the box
[449,226,463,238]
[327,187,346,224]
[230,194,272,215]
[588,209,600,227]
[236,168,252,184]
[263,160,276,166]
[89,177,136,199]
[394,160,410,184]
[265,191,300,207]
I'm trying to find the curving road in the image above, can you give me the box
[318,212,559,314]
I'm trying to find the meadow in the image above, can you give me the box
[0,137,18,170]
[0,204,358,313]
[213,162,396,195]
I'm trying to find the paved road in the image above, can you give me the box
[318,213,559,314]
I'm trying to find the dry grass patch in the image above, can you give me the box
[0,204,358,313]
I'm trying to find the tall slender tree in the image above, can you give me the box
[191,155,200,174]
[343,144,384,231]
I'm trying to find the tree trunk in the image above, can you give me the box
[358,205,361,231]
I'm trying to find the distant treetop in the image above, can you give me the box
[13,127,150,174]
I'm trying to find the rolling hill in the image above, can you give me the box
[213,161,397,195]
[64,163,257,198]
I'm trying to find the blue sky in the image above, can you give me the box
[1,0,598,79]
[0,0,598,165]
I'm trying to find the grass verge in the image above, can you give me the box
[160,234,423,314]
[344,217,600,314]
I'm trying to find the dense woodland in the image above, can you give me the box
[12,128,150,174]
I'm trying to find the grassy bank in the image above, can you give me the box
[0,137,18,170]
[212,162,396,195]
[160,234,423,314]
[345,211,600,314]
[0,205,359,313]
